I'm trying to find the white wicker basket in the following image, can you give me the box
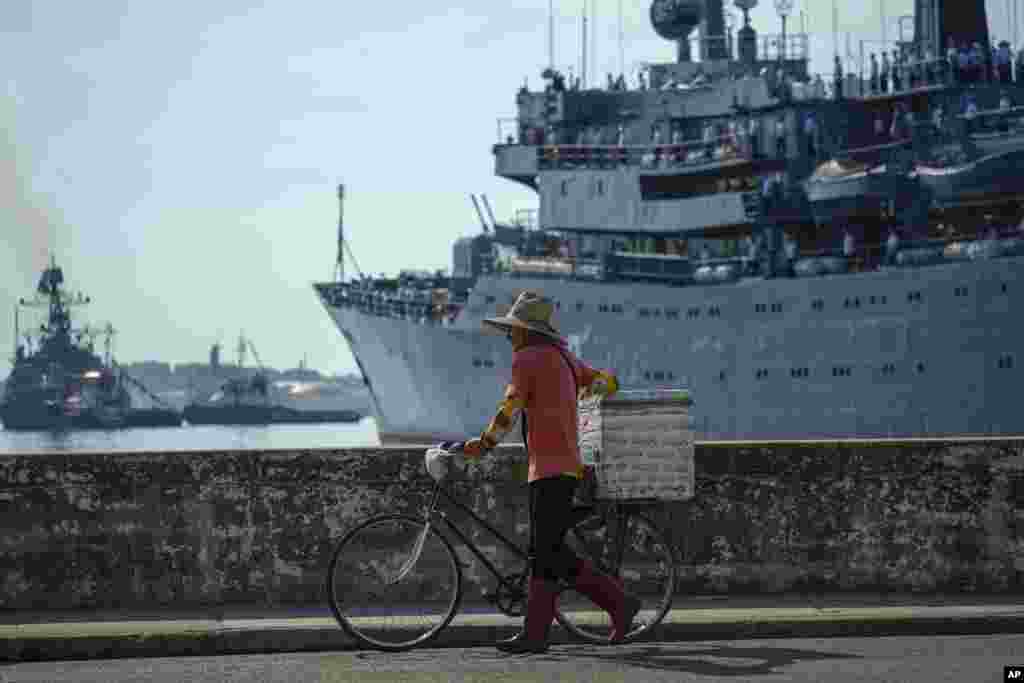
[578,388,695,501]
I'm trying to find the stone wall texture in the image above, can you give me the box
[2,440,1024,610]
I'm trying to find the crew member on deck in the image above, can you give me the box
[833,55,844,99]
[891,50,903,92]
[998,42,1014,84]
[886,229,901,266]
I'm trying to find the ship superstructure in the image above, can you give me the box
[316,0,1024,442]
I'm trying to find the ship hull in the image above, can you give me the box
[319,253,1024,442]
[182,404,362,426]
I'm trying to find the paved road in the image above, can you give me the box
[3,634,1023,682]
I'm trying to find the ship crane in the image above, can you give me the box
[245,338,270,401]
[247,338,266,374]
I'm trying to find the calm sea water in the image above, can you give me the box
[0,417,382,454]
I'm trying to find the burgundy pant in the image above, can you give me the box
[528,475,581,583]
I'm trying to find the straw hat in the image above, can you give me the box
[482,291,562,340]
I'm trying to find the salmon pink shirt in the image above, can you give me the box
[511,342,604,483]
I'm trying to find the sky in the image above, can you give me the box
[1,1,1015,378]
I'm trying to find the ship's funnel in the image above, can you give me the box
[914,0,989,54]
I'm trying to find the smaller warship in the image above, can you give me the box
[1,259,182,431]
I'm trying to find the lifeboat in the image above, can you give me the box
[804,159,921,223]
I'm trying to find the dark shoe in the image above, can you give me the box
[572,559,643,643]
[495,635,550,654]
[495,578,557,654]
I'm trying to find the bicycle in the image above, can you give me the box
[326,442,677,652]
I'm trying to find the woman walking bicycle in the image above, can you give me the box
[462,290,641,654]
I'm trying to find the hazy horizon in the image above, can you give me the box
[2,1,1014,381]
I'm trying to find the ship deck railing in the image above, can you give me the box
[315,234,1024,323]
[527,137,752,172]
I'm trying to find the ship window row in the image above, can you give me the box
[644,371,676,382]
[753,361,948,380]
[472,359,495,368]
[999,355,1016,369]
[534,279,1004,322]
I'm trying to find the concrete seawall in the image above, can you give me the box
[2,439,1024,610]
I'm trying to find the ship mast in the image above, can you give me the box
[12,305,18,366]
[336,183,345,283]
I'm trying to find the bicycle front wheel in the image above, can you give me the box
[555,508,675,644]
[327,514,462,651]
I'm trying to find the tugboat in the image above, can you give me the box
[1,259,183,431]
[183,335,362,425]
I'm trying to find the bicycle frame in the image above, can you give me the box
[413,478,655,592]
[418,480,533,596]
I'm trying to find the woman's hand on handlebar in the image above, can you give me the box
[463,438,486,459]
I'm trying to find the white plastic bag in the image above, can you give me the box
[424,447,464,482]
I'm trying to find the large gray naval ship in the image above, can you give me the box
[316,0,1024,443]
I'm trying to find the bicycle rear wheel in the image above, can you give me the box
[555,508,675,644]
[327,514,462,651]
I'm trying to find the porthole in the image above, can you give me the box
[473,359,482,368]
[597,179,605,196]
[916,362,926,373]
[560,180,569,196]
[1002,283,1008,294]
[576,302,585,312]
